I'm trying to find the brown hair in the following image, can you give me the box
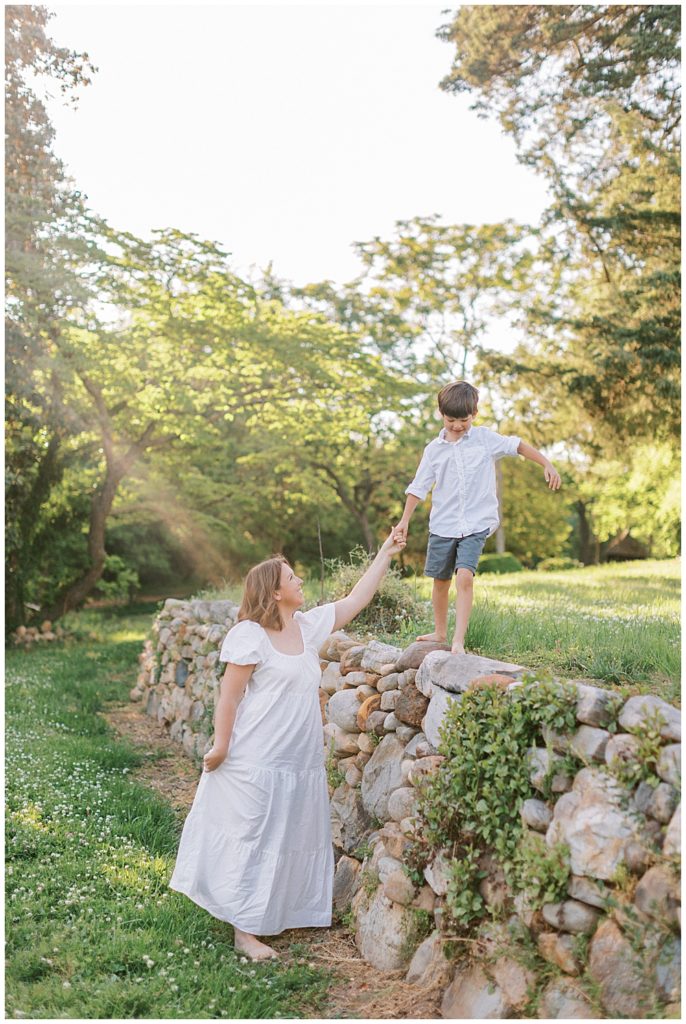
[437,381,479,418]
[238,555,289,631]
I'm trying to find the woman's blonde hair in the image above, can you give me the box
[238,555,289,631]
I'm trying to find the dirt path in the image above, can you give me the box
[103,700,442,1020]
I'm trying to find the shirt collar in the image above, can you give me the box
[437,426,473,444]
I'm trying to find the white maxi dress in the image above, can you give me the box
[169,603,336,935]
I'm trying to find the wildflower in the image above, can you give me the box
[62,981,71,989]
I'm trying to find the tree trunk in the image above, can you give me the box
[43,460,127,620]
[576,500,599,565]
[494,460,506,553]
[354,508,375,553]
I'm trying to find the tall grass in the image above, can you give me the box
[5,612,330,1019]
[389,559,681,701]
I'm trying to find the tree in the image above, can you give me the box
[438,5,681,442]
[5,5,97,627]
[18,225,401,619]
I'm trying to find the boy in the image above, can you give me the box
[394,381,561,654]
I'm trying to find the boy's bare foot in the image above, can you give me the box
[416,631,448,643]
[451,641,466,655]
[234,930,280,961]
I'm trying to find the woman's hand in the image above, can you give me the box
[381,527,407,557]
[203,745,227,773]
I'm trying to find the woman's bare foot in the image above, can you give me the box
[234,928,280,961]
[416,631,448,643]
[451,640,466,655]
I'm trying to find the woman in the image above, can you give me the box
[169,529,405,960]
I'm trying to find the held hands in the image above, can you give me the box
[543,462,562,491]
[382,526,407,556]
[392,520,409,544]
[203,745,227,773]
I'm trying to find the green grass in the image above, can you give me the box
[390,559,681,701]
[5,609,330,1019]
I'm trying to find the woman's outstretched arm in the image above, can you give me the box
[332,530,405,631]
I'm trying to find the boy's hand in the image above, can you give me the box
[543,462,561,490]
[393,520,409,543]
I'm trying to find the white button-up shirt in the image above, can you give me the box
[406,426,521,539]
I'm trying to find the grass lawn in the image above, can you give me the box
[5,607,330,1020]
[392,558,681,702]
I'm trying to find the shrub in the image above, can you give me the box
[408,674,579,931]
[536,557,584,572]
[477,552,523,574]
[512,833,571,909]
[325,547,423,632]
[93,555,140,603]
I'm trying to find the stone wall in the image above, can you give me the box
[131,597,239,759]
[133,601,681,1019]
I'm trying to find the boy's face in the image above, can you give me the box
[441,411,475,441]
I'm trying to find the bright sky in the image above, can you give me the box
[45,3,550,291]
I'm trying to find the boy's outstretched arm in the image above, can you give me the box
[394,493,422,542]
[395,445,435,541]
[517,441,561,490]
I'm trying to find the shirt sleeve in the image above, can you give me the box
[218,620,265,664]
[296,603,336,650]
[405,444,436,500]
[482,430,521,460]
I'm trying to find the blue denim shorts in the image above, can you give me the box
[424,530,490,579]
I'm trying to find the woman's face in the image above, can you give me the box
[275,563,304,609]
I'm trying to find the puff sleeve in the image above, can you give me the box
[218,620,266,665]
[296,603,336,651]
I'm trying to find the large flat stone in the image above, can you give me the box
[441,964,509,1019]
[360,640,403,674]
[574,682,622,728]
[360,733,406,820]
[657,744,681,786]
[405,931,452,987]
[618,694,681,742]
[588,918,653,1017]
[528,747,573,793]
[332,855,361,910]
[330,784,373,853]
[537,932,581,975]
[423,687,460,748]
[416,650,525,697]
[655,936,681,1004]
[352,887,413,971]
[395,640,450,672]
[521,798,553,832]
[387,786,418,822]
[327,689,364,732]
[394,686,429,728]
[663,803,680,856]
[546,767,646,880]
[633,864,680,925]
[537,978,601,1019]
[423,850,452,896]
[320,660,344,694]
[541,899,601,934]
[569,725,610,763]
